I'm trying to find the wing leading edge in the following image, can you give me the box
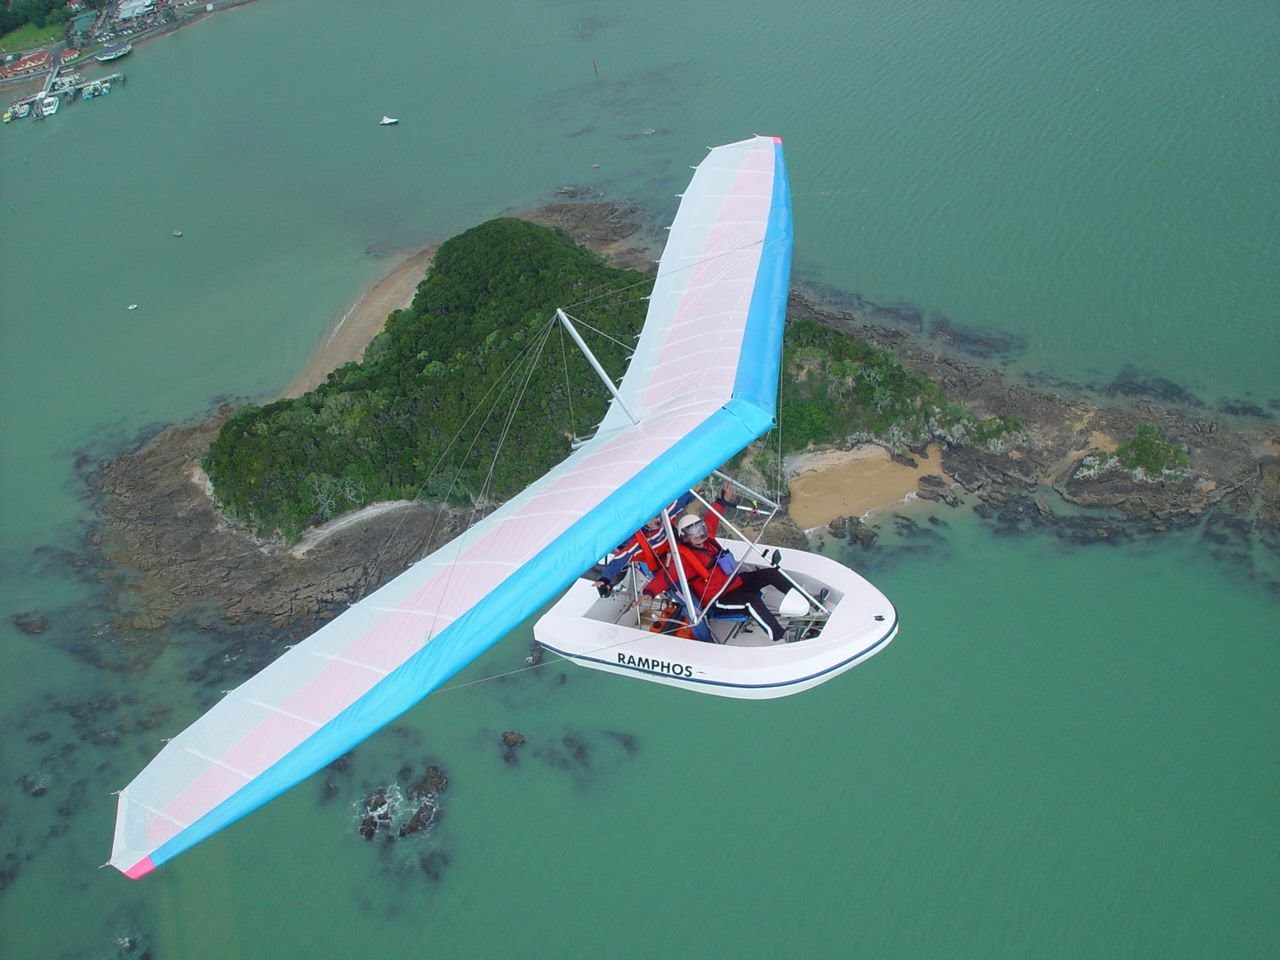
[110,135,792,877]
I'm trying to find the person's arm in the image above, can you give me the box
[672,490,696,514]
[594,535,644,586]
[595,553,629,585]
[642,567,672,598]
[704,492,733,539]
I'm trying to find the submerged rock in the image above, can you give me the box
[12,611,50,635]
[398,798,440,838]
[1106,365,1204,408]
[358,790,392,841]
[500,730,528,765]
[848,517,878,547]
[410,765,448,799]
[357,764,449,841]
[928,314,1027,363]
[418,849,451,881]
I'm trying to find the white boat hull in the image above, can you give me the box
[534,539,897,699]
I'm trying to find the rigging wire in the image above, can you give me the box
[367,316,562,575]
[557,322,577,440]
[556,311,635,352]
[472,318,558,515]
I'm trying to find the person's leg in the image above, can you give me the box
[737,566,791,596]
[714,587,784,641]
[739,567,828,609]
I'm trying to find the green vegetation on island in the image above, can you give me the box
[204,219,650,539]
[206,218,1004,540]
[778,319,1019,453]
[1075,422,1190,481]
[1112,422,1189,473]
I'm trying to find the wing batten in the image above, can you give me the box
[111,135,792,877]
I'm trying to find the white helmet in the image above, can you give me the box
[677,514,707,539]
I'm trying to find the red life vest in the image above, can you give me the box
[625,527,665,573]
[671,537,743,605]
[642,498,740,604]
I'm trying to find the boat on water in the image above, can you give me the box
[96,42,132,63]
[39,95,59,117]
[379,115,399,125]
[107,136,898,879]
[12,101,31,118]
[2,109,9,124]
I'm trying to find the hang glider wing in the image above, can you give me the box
[111,135,792,878]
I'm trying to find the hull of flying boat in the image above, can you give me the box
[534,539,897,699]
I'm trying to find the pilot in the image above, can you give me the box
[642,487,798,642]
[592,490,696,595]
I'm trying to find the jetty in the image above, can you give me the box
[59,72,127,99]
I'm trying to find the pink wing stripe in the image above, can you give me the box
[641,152,773,409]
[222,709,324,776]
[153,764,246,846]
[341,610,439,673]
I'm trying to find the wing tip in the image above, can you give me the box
[121,855,157,880]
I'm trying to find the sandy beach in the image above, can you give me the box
[280,245,436,398]
[785,444,950,529]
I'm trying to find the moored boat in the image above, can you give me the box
[96,42,132,63]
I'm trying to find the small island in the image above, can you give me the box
[87,201,1280,641]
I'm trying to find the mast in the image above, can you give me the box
[556,308,640,426]
[659,508,700,625]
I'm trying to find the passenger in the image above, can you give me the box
[642,487,796,642]
[592,490,696,595]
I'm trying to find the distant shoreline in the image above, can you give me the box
[1,0,267,95]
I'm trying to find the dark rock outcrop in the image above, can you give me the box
[12,611,50,635]
[93,411,478,637]
[500,731,528,765]
[915,474,960,507]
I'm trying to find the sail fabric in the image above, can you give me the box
[110,135,792,878]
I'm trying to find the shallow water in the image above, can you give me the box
[1,1,1276,957]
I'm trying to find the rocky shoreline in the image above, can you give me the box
[799,297,1275,500]
[67,200,1280,647]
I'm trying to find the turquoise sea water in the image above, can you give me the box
[1,1,1277,957]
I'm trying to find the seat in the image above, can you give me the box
[663,591,748,644]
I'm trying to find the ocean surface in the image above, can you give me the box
[1,1,1277,957]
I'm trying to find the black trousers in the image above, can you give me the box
[712,566,792,641]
